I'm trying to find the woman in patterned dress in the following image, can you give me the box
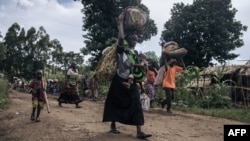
[58,62,83,108]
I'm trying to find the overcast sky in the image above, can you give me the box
[0,0,249,65]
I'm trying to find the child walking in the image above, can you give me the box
[29,70,47,122]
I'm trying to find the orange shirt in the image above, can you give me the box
[146,69,156,82]
[162,65,183,88]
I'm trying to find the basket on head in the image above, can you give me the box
[162,41,187,59]
[122,6,149,35]
[162,41,179,53]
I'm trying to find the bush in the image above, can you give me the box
[0,79,9,109]
[175,65,232,109]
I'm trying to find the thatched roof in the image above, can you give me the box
[187,61,250,88]
[238,61,250,76]
[199,65,242,76]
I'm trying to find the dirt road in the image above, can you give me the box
[0,90,246,141]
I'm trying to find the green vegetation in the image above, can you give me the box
[175,107,250,123]
[161,0,247,67]
[80,0,157,68]
[153,65,250,123]
[155,84,250,123]
[0,79,9,109]
[173,65,232,109]
[0,23,85,83]
[0,136,21,141]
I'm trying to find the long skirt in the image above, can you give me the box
[102,74,144,126]
[58,85,83,104]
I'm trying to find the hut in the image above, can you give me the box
[187,64,250,106]
[234,61,250,106]
[188,65,242,93]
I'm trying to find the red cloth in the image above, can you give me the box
[30,79,46,102]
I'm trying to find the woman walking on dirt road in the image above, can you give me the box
[102,11,152,140]
[57,62,83,108]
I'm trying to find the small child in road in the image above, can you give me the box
[29,70,47,122]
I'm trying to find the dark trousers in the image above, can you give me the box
[162,88,174,111]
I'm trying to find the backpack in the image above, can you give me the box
[96,42,118,81]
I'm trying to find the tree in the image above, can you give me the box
[160,0,247,67]
[144,51,160,69]
[0,32,6,73]
[80,0,157,69]
[3,23,65,81]
[3,23,24,81]
[0,32,6,62]
[55,51,84,73]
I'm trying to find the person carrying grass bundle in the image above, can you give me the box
[102,9,152,140]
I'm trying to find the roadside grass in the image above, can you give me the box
[174,106,250,123]
[0,113,15,121]
[0,136,21,141]
[0,79,9,109]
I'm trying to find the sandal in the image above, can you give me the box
[109,129,120,134]
[136,132,152,140]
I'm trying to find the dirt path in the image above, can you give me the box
[0,89,246,141]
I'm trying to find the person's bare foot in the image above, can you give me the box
[137,132,152,139]
[109,128,120,134]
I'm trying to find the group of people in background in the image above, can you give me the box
[81,73,99,101]
[28,62,100,123]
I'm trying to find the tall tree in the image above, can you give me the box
[0,32,6,62]
[0,32,6,72]
[3,23,24,80]
[55,51,84,73]
[161,0,247,67]
[80,0,157,68]
[144,51,160,69]
[3,23,65,81]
